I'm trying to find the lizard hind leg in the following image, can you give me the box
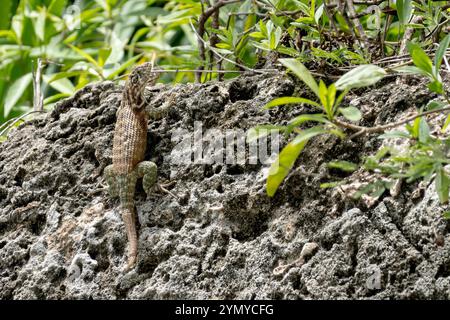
[104,165,119,197]
[136,161,158,196]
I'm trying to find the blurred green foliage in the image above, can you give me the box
[1,0,449,126]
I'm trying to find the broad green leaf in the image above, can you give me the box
[335,65,386,90]
[428,80,443,94]
[266,127,327,196]
[327,83,336,116]
[68,45,99,68]
[276,46,301,57]
[249,32,265,39]
[318,80,329,114]
[0,0,13,29]
[48,71,85,83]
[315,4,324,24]
[4,74,33,118]
[409,116,421,138]
[418,117,430,143]
[434,34,450,72]
[105,30,125,65]
[49,0,68,16]
[44,93,71,105]
[339,106,362,122]
[426,100,447,111]
[43,75,75,95]
[327,160,358,172]
[397,0,413,25]
[280,58,319,97]
[247,125,285,142]
[443,211,450,219]
[11,14,24,43]
[98,47,112,67]
[407,43,433,76]
[320,181,345,188]
[264,97,322,109]
[435,166,449,204]
[34,7,47,42]
[310,0,316,17]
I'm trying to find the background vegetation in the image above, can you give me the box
[1,0,450,205]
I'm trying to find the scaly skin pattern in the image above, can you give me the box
[104,63,159,271]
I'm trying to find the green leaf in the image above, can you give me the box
[327,160,358,172]
[435,166,449,204]
[266,127,327,197]
[0,0,13,29]
[418,117,430,143]
[315,4,324,24]
[264,97,322,109]
[247,125,285,142]
[44,93,71,105]
[426,100,446,111]
[280,58,319,97]
[105,53,143,80]
[339,106,362,122]
[49,0,68,16]
[288,114,330,128]
[318,80,329,113]
[397,0,412,25]
[407,43,433,76]
[68,44,100,68]
[434,34,450,72]
[443,211,450,219]
[98,48,112,67]
[442,114,450,132]
[48,71,85,83]
[4,74,33,118]
[428,80,443,94]
[320,181,345,188]
[34,7,47,42]
[335,65,386,91]
[43,75,75,95]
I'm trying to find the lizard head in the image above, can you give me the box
[126,62,162,109]
[129,62,161,87]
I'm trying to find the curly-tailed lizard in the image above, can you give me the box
[104,63,164,271]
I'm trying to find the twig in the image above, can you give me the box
[32,58,46,112]
[210,1,222,80]
[195,0,242,82]
[333,105,450,139]
[190,20,276,75]
[398,15,423,56]
[345,0,369,48]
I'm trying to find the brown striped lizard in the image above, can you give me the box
[104,63,165,271]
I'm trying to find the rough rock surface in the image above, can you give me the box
[0,73,449,299]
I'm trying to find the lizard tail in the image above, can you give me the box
[121,207,138,271]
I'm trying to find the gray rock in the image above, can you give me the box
[0,74,449,299]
